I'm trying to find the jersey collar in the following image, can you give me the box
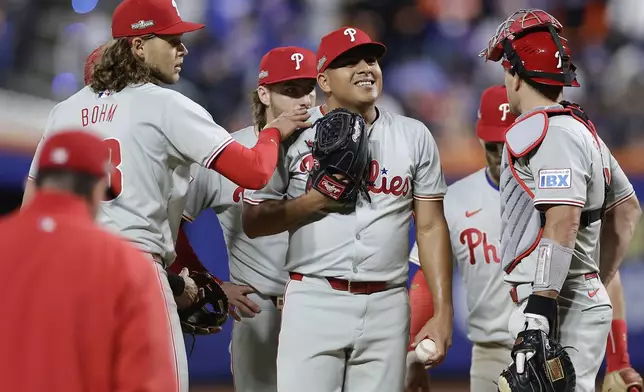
[485,168,499,192]
[24,190,94,220]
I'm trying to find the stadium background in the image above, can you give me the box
[0,0,642,390]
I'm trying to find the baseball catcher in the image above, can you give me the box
[178,271,229,336]
[306,108,371,204]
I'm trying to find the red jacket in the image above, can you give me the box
[0,191,178,392]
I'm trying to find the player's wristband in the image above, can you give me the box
[532,238,573,294]
[524,294,557,332]
[166,270,186,296]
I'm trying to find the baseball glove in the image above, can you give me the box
[306,108,371,204]
[498,329,576,392]
[178,271,229,335]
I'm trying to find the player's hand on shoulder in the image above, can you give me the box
[220,282,261,320]
[412,313,453,367]
[175,268,200,310]
[265,106,312,141]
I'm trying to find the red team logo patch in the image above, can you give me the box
[318,175,345,200]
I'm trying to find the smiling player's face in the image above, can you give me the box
[143,34,187,84]
[323,47,383,107]
[268,79,317,118]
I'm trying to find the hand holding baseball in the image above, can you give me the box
[412,314,453,366]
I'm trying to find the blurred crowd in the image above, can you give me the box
[1,0,644,156]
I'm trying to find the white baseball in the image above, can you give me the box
[414,339,438,363]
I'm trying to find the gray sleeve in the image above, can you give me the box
[529,126,591,208]
[164,93,234,167]
[413,124,447,201]
[182,164,221,221]
[243,146,290,205]
[605,152,635,211]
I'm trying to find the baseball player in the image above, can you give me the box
[478,9,641,392]
[21,0,310,390]
[242,27,454,392]
[179,46,318,392]
[406,85,517,392]
[3,130,177,392]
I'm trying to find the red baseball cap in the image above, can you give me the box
[316,27,386,72]
[258,46,317,86]
[475,86,517,143]
[112,0,204,38]
[38,130,117,198]
[84,45,105,86]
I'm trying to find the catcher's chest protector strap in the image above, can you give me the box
[501,109,609,274]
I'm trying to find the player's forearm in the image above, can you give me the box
[210,128,281,190]
[533,205,582,299]
[242,192,326,238]
[599,195,641,284]
[416,220,454,318]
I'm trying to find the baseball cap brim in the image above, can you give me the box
[325,42,387,70]
[155,21,205,36]
[476,124,508,143]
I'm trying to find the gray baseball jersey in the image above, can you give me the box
[410,169,514,347]
[28,84,233,265]
[183,126,289,296]
[244,106,447,284]
[503,108,631,283]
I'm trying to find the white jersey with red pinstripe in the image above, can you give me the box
[410,168,514,347]
[502,110,634,284]
[244,106,447,284]
[28,84,233,266]
[183,125,289,296]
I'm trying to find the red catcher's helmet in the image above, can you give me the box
[479,9,580,87]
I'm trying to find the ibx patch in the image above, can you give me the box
[538,169,571,189]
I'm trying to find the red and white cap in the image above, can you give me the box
[475,86,517,143]
[38,130,117,197]
[316,27,386,72]
[84,45,106,85]
[112,0,204,38]
[258,46,317,86]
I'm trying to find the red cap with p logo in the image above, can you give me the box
[475,86,517,143]
[258,46,317,86]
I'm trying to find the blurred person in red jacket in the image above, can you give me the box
[0,130,178,392]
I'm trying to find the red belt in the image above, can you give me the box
[289,272,390,295]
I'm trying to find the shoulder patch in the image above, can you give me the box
[505,111,549,158]
[538,168,571,189]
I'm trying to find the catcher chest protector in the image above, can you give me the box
[500,102,610,275]
[307,108,371,203]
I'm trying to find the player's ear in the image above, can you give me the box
[130,37,146,60]
[512,73,521,92]
[257,86,271,107]
[317,72,331,94]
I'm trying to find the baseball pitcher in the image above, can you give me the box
[479,9,641,392]
[21,1,310,391]
[181,46,318,392]
[242,27,454,392]
[406,85,517,392]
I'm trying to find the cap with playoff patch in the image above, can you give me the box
[258,46,317,86]
[475,85,517,143]
[112,0,204,38]
[38,130,117,198]
[316,27,386,72]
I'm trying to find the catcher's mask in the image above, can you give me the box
[479,9,580,87]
